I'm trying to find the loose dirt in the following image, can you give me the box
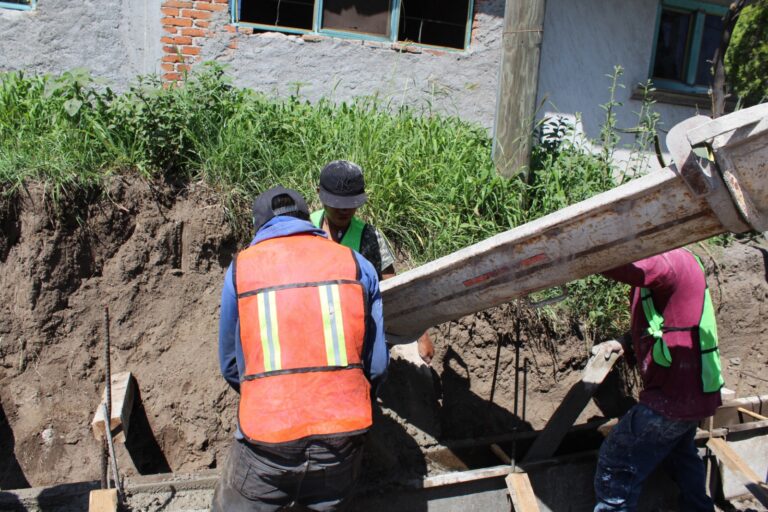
[1,178,766,500]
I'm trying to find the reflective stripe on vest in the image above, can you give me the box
[311,209,365,251]
[234,234,372,443]
[639,251,724,393]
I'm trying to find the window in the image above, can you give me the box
[650,0,727,93]
[237,0,474,50]
[0,0,34,10]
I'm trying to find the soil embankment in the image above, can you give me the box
[1,178,766,490]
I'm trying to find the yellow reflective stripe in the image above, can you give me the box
[257,291,281,372]
[318,284,348,366]
[330,284,348,366]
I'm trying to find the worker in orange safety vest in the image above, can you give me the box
[212,186,389,511]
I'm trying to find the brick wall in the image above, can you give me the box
[160,0,230,81]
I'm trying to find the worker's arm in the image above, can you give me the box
[218,264,242,393]
[601,251,679,292]
[355,254,389,395]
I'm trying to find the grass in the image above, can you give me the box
[1,63,661,338]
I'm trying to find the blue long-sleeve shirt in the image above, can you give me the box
[218,216,389,399]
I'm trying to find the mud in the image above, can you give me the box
[0,178,766,493]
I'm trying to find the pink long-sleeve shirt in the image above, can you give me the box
[602,248,722,421]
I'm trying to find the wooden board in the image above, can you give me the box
[707,437,768,508]
[506,471,541,512]
[522,350,620,463]
[88,489,118,512]
[91,371,134,443]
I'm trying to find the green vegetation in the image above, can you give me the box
[1,63,658,337]
[726,0,768,107]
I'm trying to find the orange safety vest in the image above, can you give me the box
[234,234,372,444]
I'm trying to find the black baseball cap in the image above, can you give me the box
[252,186,310,232]
[318,160,368,209]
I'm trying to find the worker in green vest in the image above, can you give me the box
[312,160,434,364]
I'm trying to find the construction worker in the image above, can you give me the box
[213,186,389,511]
[311,159,435,364]
[592,248,724,511]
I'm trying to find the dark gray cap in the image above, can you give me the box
[318,160,368,209]
[252,186,309,232]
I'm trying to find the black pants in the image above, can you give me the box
[211,436,365,511]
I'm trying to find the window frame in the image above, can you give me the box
[231,0,475,51]
[649,0,728,94]
[0,0,35,11]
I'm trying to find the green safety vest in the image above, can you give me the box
[640,251,724,393]
[311,210,365,252]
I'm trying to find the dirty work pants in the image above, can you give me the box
[211,435,364,512]
[594,403,714,512]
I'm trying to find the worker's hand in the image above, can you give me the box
[417,332,434,365]
[591,339,624,360]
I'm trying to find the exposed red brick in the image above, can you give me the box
[163,45,179,53]
[163,0,193,7]
[180,45,201,55]
[224,24,237,33]
[181,9,212,19]
[161,35,193,45]
[161,63,176,72]
[162,17,193,27]
[163,72,183,81]
[176,64,192,72]
[162,26,179,34]
[161,54,185,63]
[194,20,210,27]
[195,1,227,11]
[180,27,207,36]
[227,39,238,49]
[161,7,179,16]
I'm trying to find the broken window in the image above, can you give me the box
[650,0,727,92]
[237,0,474,49]
[398,0,472,50]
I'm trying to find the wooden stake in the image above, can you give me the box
[506,471,541,512]
[88,488,118,512]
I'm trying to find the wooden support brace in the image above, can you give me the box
[88,489,118,512]
[523,349,620,463]
[91,371,134,443]
[707,437,768,508]
[506,471,541,512]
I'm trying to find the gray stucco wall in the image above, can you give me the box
[0,0,163,86]
[201,0,506,129]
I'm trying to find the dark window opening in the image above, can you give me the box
[653,9,692,83]
[695,14,723,85]
[651,4,725,89]
[322,0,391,37]
[397,0,470,49]
[240,0,314,31]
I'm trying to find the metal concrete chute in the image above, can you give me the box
[382,104,768,341]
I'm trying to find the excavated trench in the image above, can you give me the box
[1,178,767,507]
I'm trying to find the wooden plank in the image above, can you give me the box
[522,350,620,463]
[88,489,118,512]
[490,443,512,465]
[707,437,768,508]
[91,371,134,443]
[706,395,768,429]
[492,0,546,178]
[422,465,512,488]
[737,407,768,422]
[505,471,541,512]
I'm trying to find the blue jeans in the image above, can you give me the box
[594,404,714,512]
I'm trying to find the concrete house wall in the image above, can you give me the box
[0,0,717,155]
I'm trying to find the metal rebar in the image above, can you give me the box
[100,438,108,489]
[513,320,521,417]
[104,306,112,425]
[102,404,123,499]
[522,358,529,423]
[489,333,505,404]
